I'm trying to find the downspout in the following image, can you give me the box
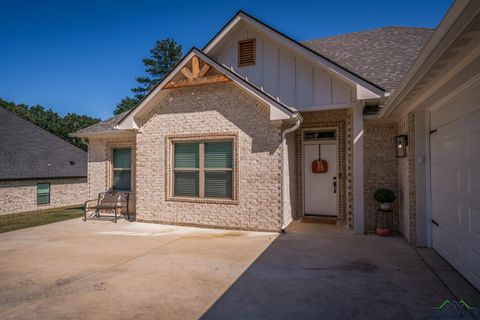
[281,112,303,232]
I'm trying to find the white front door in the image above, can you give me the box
[304,143,338,216]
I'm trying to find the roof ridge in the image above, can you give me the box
[303,26,435,43]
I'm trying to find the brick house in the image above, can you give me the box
[73,1,480,290]
[0,108,87,214]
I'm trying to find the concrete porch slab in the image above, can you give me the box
[0,219,477,319]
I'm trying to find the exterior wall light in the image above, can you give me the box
[395,135,408,158]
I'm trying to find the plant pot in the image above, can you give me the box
[380,202,392,210]
[376,227,391,237]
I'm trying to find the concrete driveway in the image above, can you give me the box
[0,219,474,320]
[0,219,276,320]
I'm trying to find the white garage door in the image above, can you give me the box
[430,81,480,290]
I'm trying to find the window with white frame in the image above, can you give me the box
[112,148,132,191]
[173,140,233,199]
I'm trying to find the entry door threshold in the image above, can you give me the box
[302,215,338,225]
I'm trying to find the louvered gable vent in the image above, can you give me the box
[238,39,256,67]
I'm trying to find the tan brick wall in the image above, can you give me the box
[363,121,399,233]
[398,112,416,244]
[346,109,354,228]
[295,109,351,226]
[135,83,283,231]
[0,178,87,215]
[284,131,297,226]
[87,136,136,213]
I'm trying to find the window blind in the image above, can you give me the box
[37,183,50,205]
[113,148,132,191]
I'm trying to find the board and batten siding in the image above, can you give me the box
[211,24,355,109]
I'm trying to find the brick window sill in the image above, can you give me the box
[166,196,239,205]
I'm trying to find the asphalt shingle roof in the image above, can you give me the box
[303,26,435,92]
[72,111,129,135]
[75,26,435,135]
[0,108,87,180]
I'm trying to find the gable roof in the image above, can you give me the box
[74,12,436,135]
[0,108,87,180]
[303,27,435,92]
[204,10,386,96]
[113,48,296,131]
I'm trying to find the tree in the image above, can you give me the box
[114,96,139,115]
[0,98,100,151]
[113,38,183,115]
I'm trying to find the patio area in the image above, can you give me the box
[0,218,476,319]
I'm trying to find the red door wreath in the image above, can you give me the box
[312,144,328,173]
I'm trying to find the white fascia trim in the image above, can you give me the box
[116,49,294,130]
[69,130,137,139]
[379,0,476,119]
[204,12,385,98]
[299,101,364,113]
[204,16,242,52]
[116,51,198,130]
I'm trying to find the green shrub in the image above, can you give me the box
[374,189,396,203]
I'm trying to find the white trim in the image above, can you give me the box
[281,113,302,231]
[353,105,364,234]
[301,127,339,217]
[117,49,294,130]
[299,101,363,113]
[425,109,433,247]
[423,71,480,113]
[414,110,428,247]
[204,12,385,98]
[379,0,478,119]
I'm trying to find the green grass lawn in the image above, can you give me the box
[0,207,84,233]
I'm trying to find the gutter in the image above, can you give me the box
[280,113,303,232]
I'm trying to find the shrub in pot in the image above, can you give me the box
[374,188,396,210]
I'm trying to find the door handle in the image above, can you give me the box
[333,176,337,194]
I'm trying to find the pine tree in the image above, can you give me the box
[114,38,183,115]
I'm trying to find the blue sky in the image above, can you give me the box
[0,0,452,119]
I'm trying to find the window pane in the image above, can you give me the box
[37,183,50,195]
[37,183,50,204]
[113,148,131,169]
[37,194,50,205]
[174,171,199,197]
[113,170,131,191]
[205,141,232,168]
[205,171,232,198]
[174,143,199,168]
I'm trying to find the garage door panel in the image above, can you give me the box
[469,249,480,289]
[431,163,461,194]
[434,227,463,267]
[468,206,480,238]
[432,194,462,226]
[430,82,480,290]
[431,133,461,162]
[466,126,480,159]
[467,164,480,199]
[431,102,459,129]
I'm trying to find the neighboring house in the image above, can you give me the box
[0,108,87,214]
[72,1,480,289]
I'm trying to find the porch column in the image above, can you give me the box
[353,105,365,234]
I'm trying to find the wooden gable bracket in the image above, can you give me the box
[164,56,231,89]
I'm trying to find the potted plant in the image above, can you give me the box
[374,188,396,210]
